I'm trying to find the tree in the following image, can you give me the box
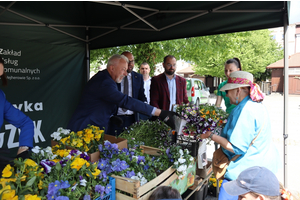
[90,29,283,80]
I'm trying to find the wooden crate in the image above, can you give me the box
[112,145,195,200]
[112,165,177,200]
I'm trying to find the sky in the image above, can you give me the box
[290,1,300,24]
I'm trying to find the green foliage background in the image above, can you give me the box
[90,29,283,80]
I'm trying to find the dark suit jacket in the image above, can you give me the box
[67,69,153,132]
[150,73,189,110]
[116,71,147,121]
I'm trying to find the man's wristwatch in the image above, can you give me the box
[19,146,29,151]
[209,132,214,139]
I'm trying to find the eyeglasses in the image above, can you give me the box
[128,60,135,64]
[166,63,176,68]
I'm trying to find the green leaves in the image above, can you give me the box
[119,119,173,148]
[91,29,283,81]
[25,176,36,187]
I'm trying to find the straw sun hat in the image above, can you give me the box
[220,71,253,92]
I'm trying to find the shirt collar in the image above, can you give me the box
[165,73,176,81]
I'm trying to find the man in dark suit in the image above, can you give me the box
[150,55,189,111]
[107,51,148,136]
[67,54,177,133]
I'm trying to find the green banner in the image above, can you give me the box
[0,38,86,156]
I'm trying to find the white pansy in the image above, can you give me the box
[188,164,193,169]
[179,149,184,156]
[184,149,189,154]
[178,157,186,164]
[137,172,143,178]
[132,156,138,162]
[72,183,78,191]
[66,154,72,159]
[80,179,87,186]
[50,131,61,141]
[140,177,148,186]
[62,129,70,135]
[174,161,179,165]
[130,176,139,180]
[189,157,194,161]
[32,146,41,154]
[177,164,187,172]
[40,150,45,156]
[45,146,52,153]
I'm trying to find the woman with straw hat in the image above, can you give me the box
[201,71,280,200]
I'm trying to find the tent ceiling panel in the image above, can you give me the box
[0,1,286,50]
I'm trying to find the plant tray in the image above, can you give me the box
[112,145,196,200]
[51,134,127,163]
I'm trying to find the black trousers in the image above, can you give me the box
[107,115,135,136]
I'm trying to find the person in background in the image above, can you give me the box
[201,71,280,200]
[0,56,34,174]
[148,186,182,200]
[215,58,242,114]
[139,62,151,120]
[224,166,292,200]
[107,51,147,135]
[67,54,177,135]
[139,62,151,104]
[150,55,189,111]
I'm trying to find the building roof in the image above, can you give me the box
[177,66,195,74]
[266,53,300,68]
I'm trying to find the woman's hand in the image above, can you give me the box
[200,131,212,139]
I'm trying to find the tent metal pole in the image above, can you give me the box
[283,4,289,188]
[86,27,90,81]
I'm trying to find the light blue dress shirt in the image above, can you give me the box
[165,74,176,111]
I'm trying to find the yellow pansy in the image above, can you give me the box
[2,164,13,178]
[71,157,90,171]
[77,130,83,137]
[209,177,216,183]
[92,169,101,178]
[1,177,16,183]
[94,131,103,141]
[71,139,78,147]
[84,130,94,144]
[55,149,70,157]
[25,159,38,168]
[60,136,69,145]
[38,180,43,190]
[0,185,18,200]
[25,194,41,200]
[76,139,83,148]
[51,159,61,163]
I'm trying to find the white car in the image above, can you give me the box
[186,78,210,105]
